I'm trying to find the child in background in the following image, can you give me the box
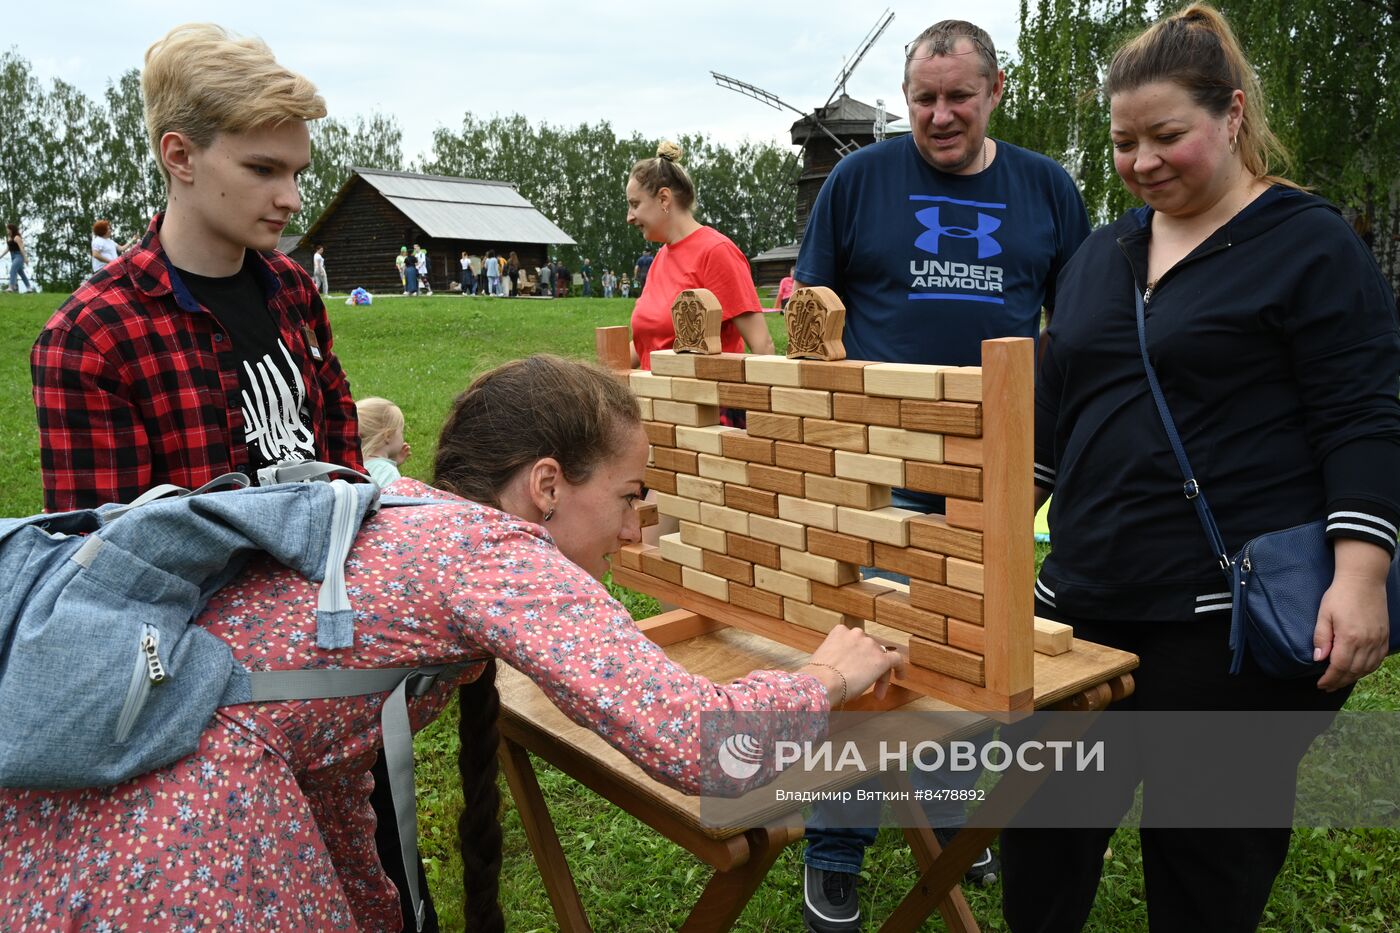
[355,396,411,488]
[414,246,432,296]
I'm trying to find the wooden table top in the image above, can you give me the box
[497,623,1137,840]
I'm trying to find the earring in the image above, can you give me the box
[664,205,671,215]
[1229,134,1238,154]
[542,507,555,522]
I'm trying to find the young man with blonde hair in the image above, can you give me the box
[27,22,442,933]
[33,23,362,510]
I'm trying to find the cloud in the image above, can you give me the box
[14,1,1025,162]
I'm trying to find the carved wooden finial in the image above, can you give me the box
[671,288,725,354]
[785,286,847,361]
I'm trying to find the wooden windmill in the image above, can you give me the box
[711,11,901,287]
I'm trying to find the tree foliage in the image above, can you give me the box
[999,0,1154,224]
[0,62,162,287]
[303,114,405,229]
[101,69,165,242]
[0,52,51,254]
[998,0,1400,285]
[0,55,402,290]
[422,115,796,278]
[0,41,793,293]
[38,79,111,286]
[17,6,1393,292]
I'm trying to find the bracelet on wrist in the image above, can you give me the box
[804,662,847,709]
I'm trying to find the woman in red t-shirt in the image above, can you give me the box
[625,141,775,370]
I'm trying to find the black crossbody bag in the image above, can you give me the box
[1133,289,1400,677]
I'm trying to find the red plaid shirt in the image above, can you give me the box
[32,213,363,512]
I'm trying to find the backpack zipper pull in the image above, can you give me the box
[142,633,167,684]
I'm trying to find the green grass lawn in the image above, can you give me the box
[2,291,1396,931]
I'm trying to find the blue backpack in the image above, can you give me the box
[0,465,452,930]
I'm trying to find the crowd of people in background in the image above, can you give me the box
[8,205,757,309]
[409,246,641,300]
[4,223,691,302]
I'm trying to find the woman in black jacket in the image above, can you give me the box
[1002,5,1400,931]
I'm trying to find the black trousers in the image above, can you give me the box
[370,750,440,932]
[1000,615,1350,933]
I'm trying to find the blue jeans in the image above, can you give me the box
[804,488,987,875]
[803,765,990,873]
[9,252,30,291]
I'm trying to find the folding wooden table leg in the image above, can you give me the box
[882,826,997,932]
[881,679,1135,929]
[498,737,593,932]
[679,815,805,932]
[880,770,980,933]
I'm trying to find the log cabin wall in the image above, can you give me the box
[287,176,559,295]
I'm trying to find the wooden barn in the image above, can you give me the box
[751,95,900,289]
[285,167,575,294]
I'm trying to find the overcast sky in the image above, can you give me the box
[12,1,1025,162]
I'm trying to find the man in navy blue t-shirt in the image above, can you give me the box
[796,29,1089,366]
[795,20,1090,933]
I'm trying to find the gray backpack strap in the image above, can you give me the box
[316,480,379,648]
[102,472,251,522]
[243,667,440,701]
[252,469,382,649]
[381,672,430,932]
[256,461,372,487]
[377,495,454,508]
[245,663,464,933]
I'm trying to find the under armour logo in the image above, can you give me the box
[914,207,1003,259]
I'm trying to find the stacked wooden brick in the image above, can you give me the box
[623,349,999,690]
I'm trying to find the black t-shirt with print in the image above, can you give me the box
[178,258,317,473]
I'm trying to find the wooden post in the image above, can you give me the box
[596,325,631,372]
[980,337,1035,710]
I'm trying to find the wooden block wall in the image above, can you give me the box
[625,343,1034,712]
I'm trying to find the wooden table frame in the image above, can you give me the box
[497,609,1134,932]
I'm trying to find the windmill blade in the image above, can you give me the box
[715,71,854,155]
[825,8,895,108]
[711,72,807,116]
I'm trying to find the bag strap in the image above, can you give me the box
[1133,289,1233,576]
[101,472,252,522]
[245,662,474,933]
[256,461,371,487]
[315,479,375,648]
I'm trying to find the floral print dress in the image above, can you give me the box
[0,480,829,931]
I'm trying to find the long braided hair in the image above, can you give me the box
[432,355,640,929]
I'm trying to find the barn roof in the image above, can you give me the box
[301,167,576,246]
[752,241,800,264]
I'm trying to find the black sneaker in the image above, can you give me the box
[933,827,999,887]
[803,864,861,932]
